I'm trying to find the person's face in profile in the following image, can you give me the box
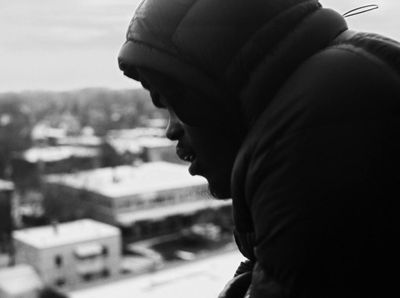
[158,93,239,199]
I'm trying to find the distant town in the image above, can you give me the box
[0,88,235,298]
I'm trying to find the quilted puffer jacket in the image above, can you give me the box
[119,0,400,297]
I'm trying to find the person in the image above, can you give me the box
[118,0,400,297]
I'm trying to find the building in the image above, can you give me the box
[138,137,182,164]
[105,128,182,165]
[31,124,101,148]
[0,264,43,298]
[56,135,102,148]
[11,146,102,193]
[13,146,101,175]
[43,162,232,241]
[31,124,67,147]
[0,180,15,254]
[107,128,165,140]
[13,219,121,289]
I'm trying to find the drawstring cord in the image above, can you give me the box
[343,4,379,18]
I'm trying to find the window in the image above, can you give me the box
[102,246,109,257]
[102,268,110,277]
[55,255,63,267]
[135,199,144,208]
[55,278,66,287]
[154,196,165,205]
[81,273,92,282]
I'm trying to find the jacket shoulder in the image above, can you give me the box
[269,43,400,131]
[244,42,400,173]
[287,42,400,99]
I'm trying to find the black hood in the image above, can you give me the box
[118,0,346,130]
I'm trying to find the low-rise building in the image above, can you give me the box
[105,128,182,165]
[107,128,165,140]
[43,162,232,241]
[0,180,15,254]
[11,146,102,192]
[138,137,182,164]
[56,135,102,148]
[13,219,121,289]
[13,146,101,175]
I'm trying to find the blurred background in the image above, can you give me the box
[0,1,399,298]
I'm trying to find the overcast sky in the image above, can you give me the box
[0,0,399,93]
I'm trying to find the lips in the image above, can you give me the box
[176,144,200,176]
[176,146,196,163]
[180,152,196,162]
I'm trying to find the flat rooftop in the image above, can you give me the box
[137,137,174,148]
[21,146,100,163]
[107,133,173,154]
[107,138,141,154]
[117,200,230,226]
[107,128,165,139]
[57,135,103,147]
[45,162,207,198]
[13,219,120,249]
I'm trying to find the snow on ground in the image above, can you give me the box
[70,250,243,298]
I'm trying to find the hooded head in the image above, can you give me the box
[136,67,243,198]
[118,0,347,198]
[118,0,324,128]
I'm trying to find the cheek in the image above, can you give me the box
[187,127,239,163]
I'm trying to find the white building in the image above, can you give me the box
[107,128,165,140]
[12,146,101,177]
[13,219,121,289]
[21,146,100,164]
[0,180,14,192]
[56,135,102,148]
[43,162,231,241]
[138,137,181,164]
[0,264,43,298]
[106,128,181,164]
[31,124,67,146]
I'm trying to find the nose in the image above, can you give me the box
[165,111,184,141]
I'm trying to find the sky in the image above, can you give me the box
[0,0,399,93]
[0,0,143,92]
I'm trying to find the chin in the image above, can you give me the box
[207,179,232,200]
[199,168,233,199]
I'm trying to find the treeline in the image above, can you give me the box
[0,88,165,177]
[0,88,164,136]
